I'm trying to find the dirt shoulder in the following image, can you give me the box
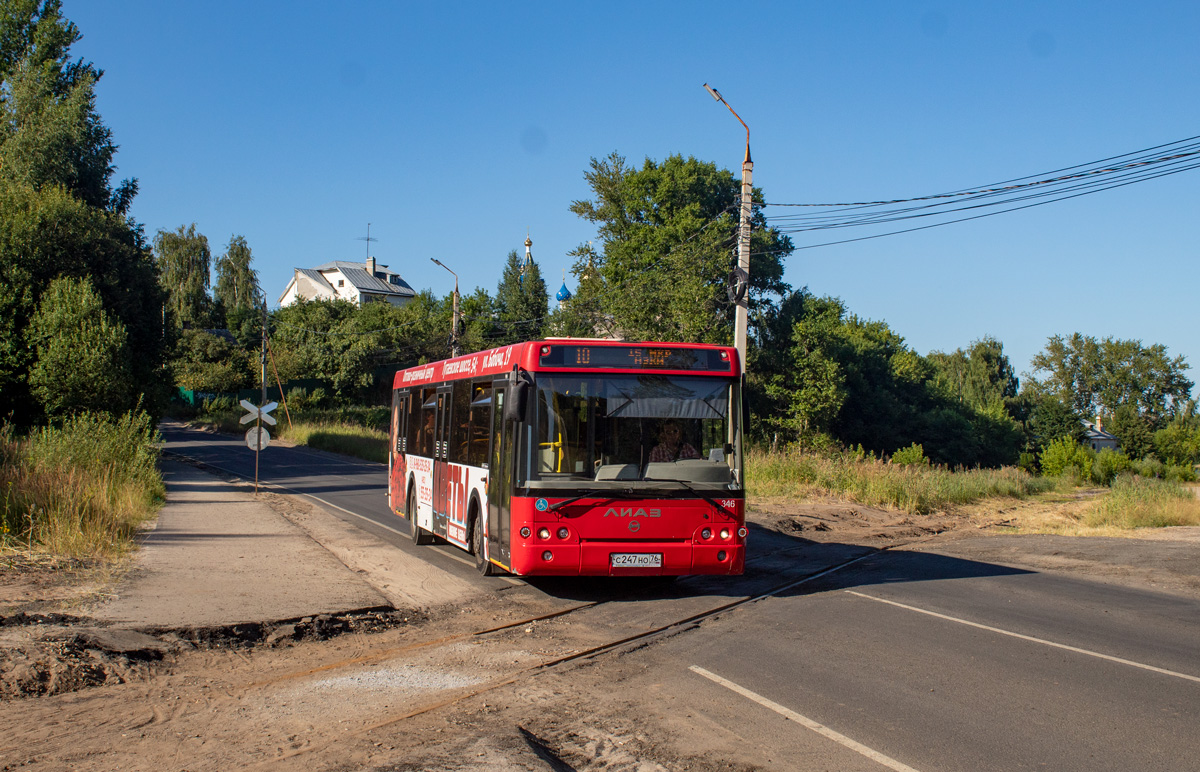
[4,483,1200,770]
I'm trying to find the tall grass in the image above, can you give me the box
[278,421,388,463]
[1,412,164,557]
[747,446,1060,514]
[1085,475,1200,529]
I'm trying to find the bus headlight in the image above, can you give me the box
[557,527,569,539]
[520,526,532,538]
[538,528,551,540]
[701,528,712,540]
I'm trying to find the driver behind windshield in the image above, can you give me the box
[649,420,699,463]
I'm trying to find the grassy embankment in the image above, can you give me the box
[191,406,390,463]
[747,446,1200,534]
[1,412,164,558]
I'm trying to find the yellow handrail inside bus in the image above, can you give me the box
[537,438,565,473]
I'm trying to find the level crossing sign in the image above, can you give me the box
[240,400,277,451]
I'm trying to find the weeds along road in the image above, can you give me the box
[155,422,1200,771]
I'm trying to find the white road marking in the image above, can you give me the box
[845,590,1200,684]
[689,666,924,772]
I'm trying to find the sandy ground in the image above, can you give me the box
[3,480,1200,770]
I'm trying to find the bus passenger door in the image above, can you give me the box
[433,387,452,534]
[487,385,512,565]
[390,391,410,513]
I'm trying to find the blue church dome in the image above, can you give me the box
[556,281,573,302]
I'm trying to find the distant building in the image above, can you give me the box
[278,257,416,307]
[1082,417,1120,452]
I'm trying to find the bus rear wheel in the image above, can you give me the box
[471,514,494,576]
[408,487,433,545]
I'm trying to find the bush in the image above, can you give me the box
[201,395,236,414]
[1039,437,1094,481]
[285,387,328,414]
[1132,457,1166,479]
[890,443,929,466]
[1165,464,1197,483]
[26,277,134,418]
[1091,448,1131,486]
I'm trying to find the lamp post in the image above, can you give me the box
[430,258,461,357]
[703,83,753,372]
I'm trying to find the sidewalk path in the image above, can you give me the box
[89,460,390,629]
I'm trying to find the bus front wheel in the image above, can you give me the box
[471,513,494,576]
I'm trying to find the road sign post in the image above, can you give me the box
[241,400,277,492]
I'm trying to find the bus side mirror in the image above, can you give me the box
[505,370,533,423]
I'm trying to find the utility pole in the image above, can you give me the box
[704,83,753,372]
[431,258,461,357]
[258,298,267,492]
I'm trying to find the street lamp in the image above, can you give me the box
[703,83,753,372]
[430,257,461,357]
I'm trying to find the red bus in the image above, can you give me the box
[388,339,745,577]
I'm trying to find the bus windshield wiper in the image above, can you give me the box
[642,477,736,519]
[547,488,637,512]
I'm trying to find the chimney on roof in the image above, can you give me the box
[1096,414,1103,432]
[367,256,376,277]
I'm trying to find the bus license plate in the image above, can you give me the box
[611,553,662,568]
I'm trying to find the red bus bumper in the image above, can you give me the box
[509,541,745,576]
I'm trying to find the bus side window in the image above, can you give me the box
[468,381,492,468]
[420,389,437,457]
[451,380,470,463]
[406,389,421,455]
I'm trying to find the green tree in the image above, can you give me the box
[567,152,792,343]
[1106,403,1153,460]
[1029,333,1193,421]
[1153,409,1200,467]
[154,223,212,329]
[755,294,1021,466]
[26,276,132,416]
[928,336,1019,409]
[0,0,136,213]
[0,179,169,422]
[1022,393,1084,454]
[493,247,546,345]
[214,234,260,322]
[171,329,254,394]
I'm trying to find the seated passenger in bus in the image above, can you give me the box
[649,420,699,463]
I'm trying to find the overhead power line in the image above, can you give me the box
[759,134,1200,252]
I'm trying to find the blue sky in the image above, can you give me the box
[69,2,1199,386]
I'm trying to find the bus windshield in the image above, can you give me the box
[522,374,742,490]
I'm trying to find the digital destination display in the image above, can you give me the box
[538,345,733,372]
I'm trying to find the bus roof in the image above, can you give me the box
[392,339,741,389]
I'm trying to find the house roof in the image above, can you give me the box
[314,261,416,298]
[1082,420,1119,442]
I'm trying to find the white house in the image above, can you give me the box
[1082,417,1120,452]
[278,257,416,307]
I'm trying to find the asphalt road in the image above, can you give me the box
[671,549,1200,772]
[160,422,1200,771]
